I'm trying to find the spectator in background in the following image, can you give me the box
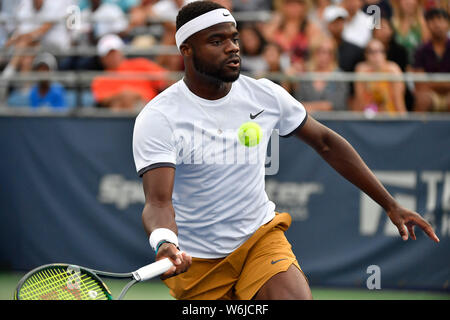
[391,0,430,66]
[127,0,159,35]
[0,0,19,101]
[373,17,409,72]
[362,0,392,20]
[341,0,374,48]
[62,0,129,71]
[28,52,68,109]
[151,0,196,21]
[354,39,407,114]
[422,0,448,11]
[150,0,196,73]
[324,5,364,72]
[308,0,332,35]
[262,42,290,76]
[413,8,450,112]
[231,0,272,12]
[257,42,291,91]
[78,0,139,13]
[2,0,72,76]
[373,16,415,110]
[293,35,350,112]
[0,0,19,49]
[238,23,267,73]
[91,34,168,111]
[263,0,321,72]
[76,0,129,43]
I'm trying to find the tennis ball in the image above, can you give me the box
[238,122,262,147]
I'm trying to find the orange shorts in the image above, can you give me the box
[163,212,305,300]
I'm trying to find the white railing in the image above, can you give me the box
[1,106,449,121]
[1,71,449,85]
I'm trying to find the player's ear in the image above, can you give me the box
[180,43,192,57]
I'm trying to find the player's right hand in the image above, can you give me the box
[156,243,192,280]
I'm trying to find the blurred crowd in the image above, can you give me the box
[0,0,449,113]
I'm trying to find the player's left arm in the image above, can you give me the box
[294,115,440,243]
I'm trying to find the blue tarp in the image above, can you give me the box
[0,116,448,291]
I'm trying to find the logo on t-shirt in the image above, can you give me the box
[250,109,264,119]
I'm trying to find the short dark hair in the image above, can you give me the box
[424,8,450,21]
[176,1,225,31]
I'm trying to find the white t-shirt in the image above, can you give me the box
[133,75,307,258]
[342,10,374,48]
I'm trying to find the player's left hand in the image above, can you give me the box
[387,206,440,243]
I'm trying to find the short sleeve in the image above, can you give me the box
[132,108,177,177]
[263,79,308,137]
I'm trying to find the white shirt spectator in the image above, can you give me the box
[342,9,374,48]
[14,0,73,51]
[74,2,128,43]
[91,3,128,38]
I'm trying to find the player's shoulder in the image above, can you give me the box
[236,75,281,98]
[136,80,183,122]
[238,74,277,89]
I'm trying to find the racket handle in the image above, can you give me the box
[132,258,174,282]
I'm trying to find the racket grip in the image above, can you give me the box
[132,258,174,282]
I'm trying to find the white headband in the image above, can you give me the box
[175,8,236,51]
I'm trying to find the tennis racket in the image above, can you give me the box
[14,258,174,300]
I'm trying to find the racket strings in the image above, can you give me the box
[19,267,109,300]
[21,269,78,300]
[25,269,104,300]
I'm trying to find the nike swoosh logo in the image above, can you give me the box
[223,13,230,16]
[250,109,264,119]
[271,258,288,265]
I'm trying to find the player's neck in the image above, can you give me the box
[183,74,232,101]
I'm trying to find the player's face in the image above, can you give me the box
[190,22,241,83]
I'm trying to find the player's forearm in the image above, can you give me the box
[315,129,398,212]
[142,201,178,236]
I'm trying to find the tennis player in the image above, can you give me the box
[132,1,439,300]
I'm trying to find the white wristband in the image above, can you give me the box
[149,228,179,252]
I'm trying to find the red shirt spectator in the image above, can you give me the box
[92,34,168,111]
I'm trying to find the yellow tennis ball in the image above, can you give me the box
[238,122,262,147]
